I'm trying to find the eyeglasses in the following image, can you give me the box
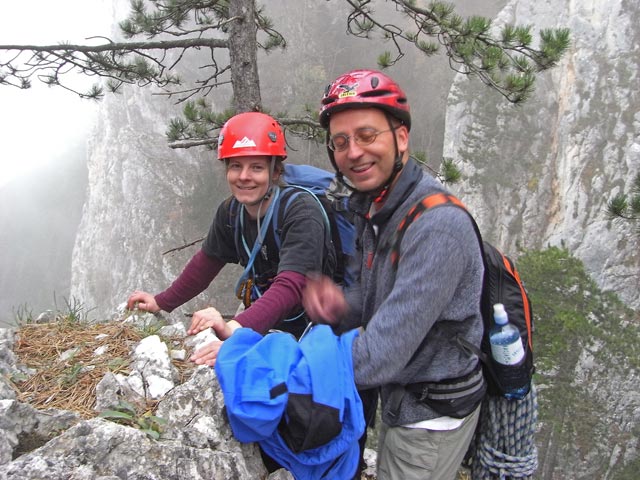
[327,126,398,152]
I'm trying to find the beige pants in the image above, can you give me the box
[376,405,480,480]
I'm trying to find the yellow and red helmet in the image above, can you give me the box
[319,69,411,130]
[217,112,287,161]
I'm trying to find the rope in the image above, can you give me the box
[469,383,539,479]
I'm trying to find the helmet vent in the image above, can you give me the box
[360,89,392,98]
[370,76,379,88]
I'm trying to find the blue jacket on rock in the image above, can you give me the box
[215,325,365,480]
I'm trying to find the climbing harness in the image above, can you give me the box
[233,186,307,323]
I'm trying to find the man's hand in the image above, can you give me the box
[302,274,347,325]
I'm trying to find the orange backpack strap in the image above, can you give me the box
[390,193,468,269]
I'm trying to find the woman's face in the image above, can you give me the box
[226,156,277,207]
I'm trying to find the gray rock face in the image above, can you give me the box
[69,82,236,320]
[0,400,81,466]
[0,322,267,480]
[442,2,640,477]
[444,0,640,309]
[1,416,263,480]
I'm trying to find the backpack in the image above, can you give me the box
[389,192,534,398]
[231,164,356,307]
[280,163,356,287]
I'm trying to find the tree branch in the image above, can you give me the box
[0,38,228,53]
[161,237,204,255]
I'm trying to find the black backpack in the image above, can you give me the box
[390,193,534,398]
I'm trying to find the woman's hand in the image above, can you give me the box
[188,315,242,366]
[188,307,224,335]
[127,290,161,313]
[188,307,241,340]
[189,340,224,367]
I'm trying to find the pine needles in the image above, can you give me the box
[11,318,195,419]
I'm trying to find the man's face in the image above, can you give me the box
[328,108,408,193]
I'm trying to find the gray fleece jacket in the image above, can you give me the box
[342,157,485,426]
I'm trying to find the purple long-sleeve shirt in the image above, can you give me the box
[155,248,307,334]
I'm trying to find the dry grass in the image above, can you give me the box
[11,318,195,418]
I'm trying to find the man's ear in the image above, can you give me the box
[396,125,410,154]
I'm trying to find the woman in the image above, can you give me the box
[127,112,337,365]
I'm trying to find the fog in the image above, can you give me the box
[0,0,110,325]
[0,142,88,325]
[0,0,505,326]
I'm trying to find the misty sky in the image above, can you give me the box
[0,0,112,187]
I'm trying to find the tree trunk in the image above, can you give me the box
[228,0,261,112]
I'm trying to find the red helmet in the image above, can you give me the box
[319,69,411,130]
[217,112,287,161]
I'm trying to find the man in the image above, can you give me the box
[303,69,486,479]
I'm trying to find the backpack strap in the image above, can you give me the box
[497,251,533,350]
[389,192,487,346]
[389,193,534,398]
[273,185,350,286]
[386,193,489,418]
[271,185,332,250]
[389,193,474,269]
[233,187,282,307]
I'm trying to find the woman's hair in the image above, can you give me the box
[273,158,285,186]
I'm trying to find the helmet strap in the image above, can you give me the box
[367,115,404,203]
[265,156,277,200]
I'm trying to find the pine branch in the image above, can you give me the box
[343,0,570,104]
[0,0,571,149]
[0,38,228,53]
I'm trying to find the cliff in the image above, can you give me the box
[444,0,640,309]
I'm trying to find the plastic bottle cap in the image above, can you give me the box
[493,303,508,325]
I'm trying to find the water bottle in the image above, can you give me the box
[489,303,529,399]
